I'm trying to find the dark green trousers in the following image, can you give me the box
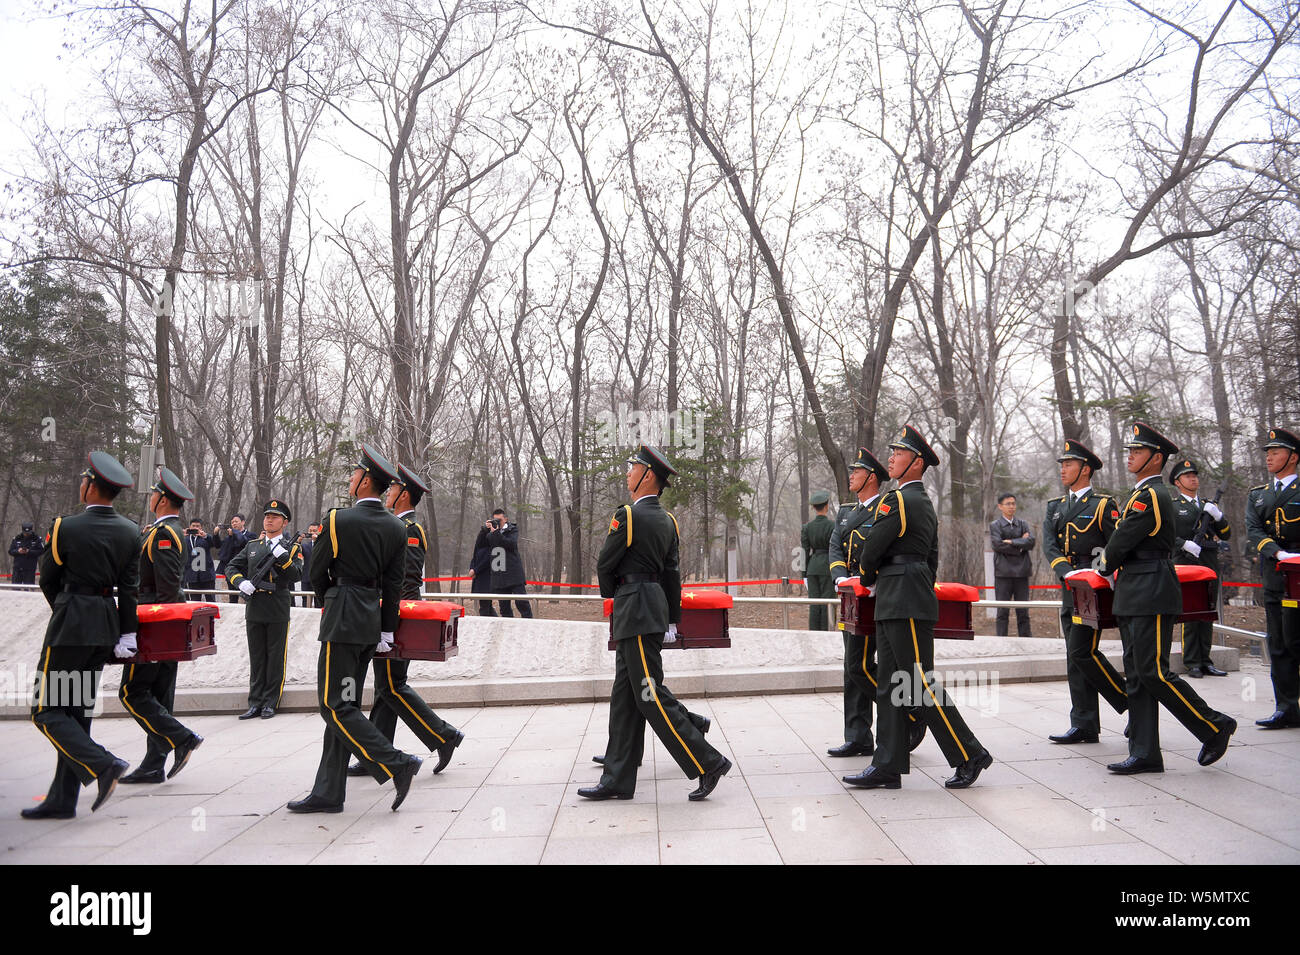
[808,574,834,630]
[872,618,982,774]
[119,660,195,773]
[1060,607,1128,734]
[842,631,876,747]
[308,642,412,805]
[1119,613,1233,762]
[600,634,724,794]
[1262,593,1300,715]
[247,620,290,709]
[368,658,458,750]
[30,645,117,811]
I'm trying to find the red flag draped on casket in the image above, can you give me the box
[380,599,464,661]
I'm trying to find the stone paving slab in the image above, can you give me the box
[2,658,1295,865]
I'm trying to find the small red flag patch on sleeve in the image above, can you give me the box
[407,537,420,547]
[1132,501,1147,512]
[158,539,172,548]
[609,518,620,532]
[877,504,891,515]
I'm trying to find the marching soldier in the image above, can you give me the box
[225,499,303,720]
[843,426,992,790]
[1095,422,1236,774]
[1041,440,1128,744]
[578,445,731,801]
[9,521,43,585]
[288,444,423,813]
[23,452,137,819]
[1169,458,1230,678]
[347,464,464,778]
[118,467,204,784]
[1246,426,1300,729]
[801,491,835,631]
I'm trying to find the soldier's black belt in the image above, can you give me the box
[1065,555,1092,568]
[62,584,114,596]
[336,577,380,590]
[619,574,660,584]
[882,555,926,565]
[1130,550,1171,560]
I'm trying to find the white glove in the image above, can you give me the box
[1277,551,1300,562]
[801,578,808,589]
[864,585,876,597]
[271,542,288,559]
[1182,541,1202,558]
[376,631,394,653]
[833,576,847,589]
[1203,502,1222,521]
[114,633,137,659]
[238,580,256,596]
[664,623,679,645]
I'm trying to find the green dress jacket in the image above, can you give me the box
[309,500,407,642]
[1101,477,1181,617]
[1246,479,1300,595]
[138,515,186,604]
[225,534,304,624]
[854,482,939,622]
[38,505,140,647]
[828,496,880,579]
[801,514,834,577]
[598,494,682,642]
[1042,489,1119,613]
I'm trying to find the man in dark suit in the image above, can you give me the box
[215,515,249,603]
[182,519,216,599]
[1169,458,1231,678]
[287,444,423,813]
[1094,422,1236,774]
[8,521,43,584]
[469,522,496,615]
[1246,426,1300,729]
[485,508,532,617]
[578,445,731,802]
[843,425,992,791]
[990,492,1034,637]
[23,452,137,819]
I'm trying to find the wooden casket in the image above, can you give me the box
[378,599,462,661]
[1280,555,1300,606]
[122,602,220,663]
[1065,564,1219,630]
[837,579,874,636]
[606,589,733,649]
[837,580,977,639]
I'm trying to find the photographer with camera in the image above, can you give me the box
[182,518,217,600]
[477,508,532,618]
[214,514,250,603]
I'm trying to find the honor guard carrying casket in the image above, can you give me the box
[117,467,204,784]
[347,464,464,778]
[23,452,138,819]
[1093,423,1236,774]
[1169,458,1231,678]
[288,444,423,813]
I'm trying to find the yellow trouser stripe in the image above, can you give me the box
[119,664,176,748]
[1090,628,1125,696]
[1155,614,1218,733]
[387,660,444,744]
[33,647,97,779]
[275,621,290,705]
[325,644,392,778]
[910,619,969,762]
[638,635,703,774]
[862,639,877,688]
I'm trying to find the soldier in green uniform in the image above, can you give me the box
[347,464,464,778]
[225,499,303,719]
[23,452,137,819]
[801,491,835,631]
[843,426,992,790]
[1041,440,1128,744]
[578,445,731,802]
[118,467,204,784]
[288,444,423,813]
[1096,422,1236,774]
[1169,458,1231,678]
[1246,426,1300,729]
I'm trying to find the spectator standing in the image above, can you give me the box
[989,492,1035,638]
[182,519,216,600]
[215,514,250,603]
[8,521,44,585]
[485,508,532,618]
[469,523,495,615]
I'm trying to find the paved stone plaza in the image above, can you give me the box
[2,657,1296,865]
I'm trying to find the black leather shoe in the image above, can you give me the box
[20,803,75,820]
[167,733,203,779]
[688,757,732,801]
[432,729,464,775]
[91,758,129,812]
[842,766,901,789]
[827,741,873,757]
[260,707,275,719]
[1107,756,1164,775]
[945,750,993,789]
[697,716,712,735]
[1198,718,1237,766]
[1186,666,1204,679]
[1255,710,1300,729]
[1203,664,1228,677]
[577,783,633,800]
[1048,727,1099,744]
[391,756,422,811]
[238,706,261,720]
[287,795,343,813]
[908,720,926,753]
[591,755,606,765]
[119,768,165,785]
[347,761,367,777]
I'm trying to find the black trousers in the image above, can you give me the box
[1119,613,1233,762]
[247,620,290,709]
[871,618,983,774]
[1059,606,1128,734]
[1263,591,1300,716]
[600,634,724,793]
[994,576,1032,637]
[808,574,833,631]
[842,631,876,747]
[30,645,117,811]
[119,660,196,773]
[479,584,533,618]
[308,642,412,805]
[367,657,458,749]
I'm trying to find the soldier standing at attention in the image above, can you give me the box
[225,499,303,720]
[288,444,423,813]
[1042,440,1128,744]
[118,467,204,784]
[1169,458,1230,678]
[578,445,731,802]
[842,426,992,791]
[1095,422,1236,774]
[347,464,464,778]
[1246,426,1300,729]
[23,452,137,819]
[801,491,835,631]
